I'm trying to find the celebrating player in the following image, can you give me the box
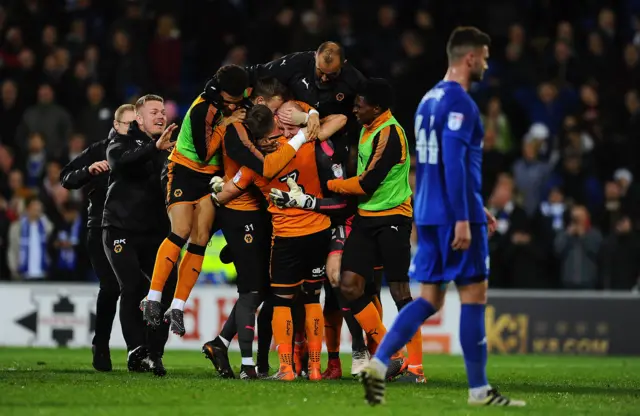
[212,101,347,381]
[360,27,525,407]
[143,65,249,335]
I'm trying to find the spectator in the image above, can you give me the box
[0,145,15,199]
[0,79,24,150]
[65,19,87,60]
[599,215,640,290]
[545,40,582,88]
[0,195,11,280]
[583,32,613,86]
[24,132,47,189]
[513,140,553,215]
[614,168,640,227]
[148,14,182,96]
[554,205,603,289]
[48,201,84,281]
[598,181,624,235]
[17,84,73,160]
[7,197,53,280]
[487,176,529,287]
[545,152,603,213]
[40,160,67,227]
[77,83,112,144]
[365,4,401,77]
[501,219,549,289]
[293,10,327,52]
[14,49,39,103]
[6,169,32,220]
[482,96,513,154]
[40,25,58,57]
[104,29,147,103]
[0,27,25,71]
[481,127,508,200]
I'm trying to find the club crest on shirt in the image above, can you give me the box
[448,112,464,131]
[336,92,345,101]
[331,164,343,178]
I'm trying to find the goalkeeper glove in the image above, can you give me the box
[269,178,316,210]
[210,176,225,193]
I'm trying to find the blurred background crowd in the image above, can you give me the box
[0,0,639,290]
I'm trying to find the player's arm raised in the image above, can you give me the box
[442,99,474,250]
[224,122,307,180]
[318,114,347,142]
[60,141,108,189]
[326,125,404,196]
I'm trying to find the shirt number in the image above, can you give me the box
[415,115,439,165]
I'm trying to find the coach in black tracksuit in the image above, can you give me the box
[102,95,177,376]
[61,128,118,372]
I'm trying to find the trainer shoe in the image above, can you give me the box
[351,348,370,376]
[468,388,526,407]
[397,365,426,383]
[360,358,387,406]
[385,353,407,380]
[92,345,112,372]
[240,364,258,380]
[321,358,342,380]
[148,354,167,377]
[202,339,235,379]
[308,366,322,381]
[257,365,271,379]
[164,308,185,337]
[268,366,296,381]
[142,299,163,327]
[127,345,150,372]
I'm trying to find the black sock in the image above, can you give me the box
[257,296,273,371]
[219,303,237,346]
[395,297,412,312]
[236,292,262,361]
[334,287,366,351]
[328,352,340,360]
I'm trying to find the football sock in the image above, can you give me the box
[237,292,261,361]
[335,287,366,351]
[303,293,323,369]
[257,297,273,371]
[374,297,435,366]
[173,243,206,305]
[323,309,342,360]
[350,294,387,346]
[460,304,489,389]
[396,297,424,367]
[272,296,294,369]
[220,303,237,342]
[149,233,185,297]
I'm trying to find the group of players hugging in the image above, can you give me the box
[68,27,526,407]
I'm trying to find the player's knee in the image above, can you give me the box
[458,280,488,304]
[340,275,363,301]
[190,226,211,246]
[388,281,411,302]
[171,221,192,240]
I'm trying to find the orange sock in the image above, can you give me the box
[173,243,205,302]
[372,295,383,321]
[353,302,387,346]
[150,235,184,293]
[406,328,423,366]
[304,303,323,368]
[273,305,294,370]
[323,309,342,354]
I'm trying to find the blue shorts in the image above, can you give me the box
[409,224,489,285]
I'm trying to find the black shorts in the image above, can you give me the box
[218,207,271,293]
[341,214,411,283]
[270,229,331,295]
[162,161,219,209]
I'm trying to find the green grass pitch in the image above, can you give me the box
[1,348,639,415]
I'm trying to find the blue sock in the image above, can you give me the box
[460,304,489,388]
[373,298,435,366]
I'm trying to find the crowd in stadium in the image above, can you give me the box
[0,0,639,290]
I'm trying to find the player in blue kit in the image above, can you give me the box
[360,27,525,407]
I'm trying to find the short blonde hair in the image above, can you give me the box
[135,94,164,112]
[114,104,135,121]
